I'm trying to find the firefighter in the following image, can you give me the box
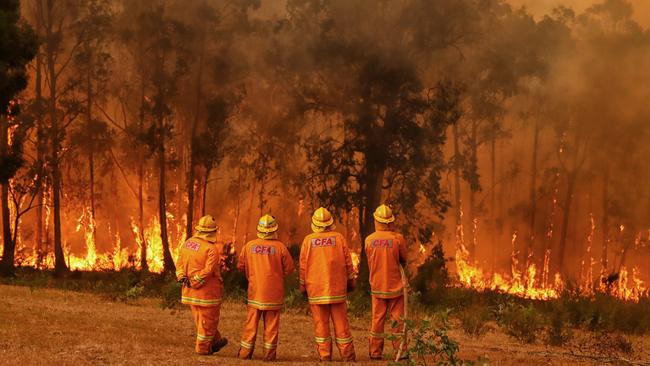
[365,204,408,360]
[300,207,356,362]
[237,214,295,361]
[175,215,228,355]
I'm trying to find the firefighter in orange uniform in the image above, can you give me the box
[300,207,356,362]
[365,204,408,360]
[175,215,228,355]
[237,214,295,361]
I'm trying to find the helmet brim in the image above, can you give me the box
[373,213,395,224]
[256,224,279,233]
[311,217,334,227]
[195,225,218,233]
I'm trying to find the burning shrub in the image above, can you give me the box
[412,240,449,305]
[458,304,491,338]
[496,302,543,344]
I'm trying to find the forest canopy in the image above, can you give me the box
[0,0,648,296]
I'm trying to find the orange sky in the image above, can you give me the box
[509,0,650,27]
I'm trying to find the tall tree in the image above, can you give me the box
[0,0,38,275]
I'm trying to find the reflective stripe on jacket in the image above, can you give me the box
[300,231,354,304]
[238,238,295,310]
[176,236,224,307]
[365,230,407,298]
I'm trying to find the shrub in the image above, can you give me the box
[458,304,491,337]
[388,310,482,366]
[578,331,633,358]
[160,280,181,309]
[496,302,543,344]
[545,308,573,346]
[347,287,372,317]
[124,285,144,302]
[412,240,449,306]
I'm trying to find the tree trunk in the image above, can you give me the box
[185,28,206,241]
[557,170,577,276]
[490,124,497,262]
[87,65,97,245]
[231,167,242,244]
[158,124,175,273]
[468,120,477,262]
[243,179,257,244]
[526,119,539,266]
[35,44,44,266]
[186,160,196,240]
[358,164,385,290]
[0,117,15,276]
[202,166,211,217]
[601,166,609,275]
[452,123,462,228]
[138,77,148,272]
[45,0,68,274]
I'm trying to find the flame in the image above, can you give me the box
[13,210,186,274]
[350,252,360,274]
[454,218,647,301]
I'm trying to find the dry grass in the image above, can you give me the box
[1,284,649,366]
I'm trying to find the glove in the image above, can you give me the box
[178,276,191,288]
[347,279,355,292]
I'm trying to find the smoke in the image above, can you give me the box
[4,0,649,286]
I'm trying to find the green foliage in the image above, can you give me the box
[458,304,491,338]
[160,279,181,309]
[387,310,480,366]
[496,302,544,344]
[0,0,38,114]
[124,285,144,301]
[347,287,372,317]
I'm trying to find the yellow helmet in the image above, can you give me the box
[311,207,334,228]
[373,204,395,224]
[195,215,218,233]
[257,214,279,233]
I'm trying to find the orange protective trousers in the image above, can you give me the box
[190,305,222,354]
[310,302,355,361]
[238,307,280,361]
[369,295,406,358]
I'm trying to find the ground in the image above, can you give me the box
[0,285,649,366]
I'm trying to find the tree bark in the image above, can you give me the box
[158,122,175,273]
[185,26,206,241]
[358,164,385,290]
[86,64,97,245]
[45,0,68,274]
[601,166,609,275]
[557,169,577,275]
[452,123,462,229]
[35,38,44,266]
[138,77,148,272]
[0,116,15,276]
[468,120,478,262]
[526,119,539,266]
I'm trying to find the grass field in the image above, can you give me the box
[1,284,649,366]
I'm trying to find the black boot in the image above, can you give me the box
[211,337,228,354]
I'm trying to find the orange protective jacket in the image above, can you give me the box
[300,231,354,304]
[237,238,295,310]
[365,230,407,298]
[176,236,224,307]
